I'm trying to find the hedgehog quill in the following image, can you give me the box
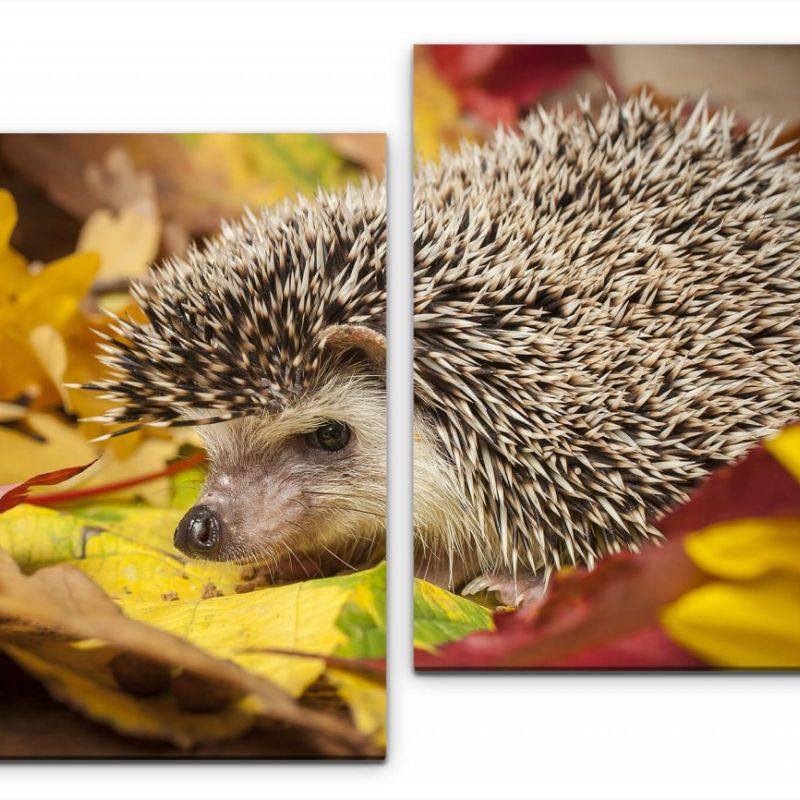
[85,94,800,602]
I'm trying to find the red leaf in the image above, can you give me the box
[657,441,800,540]
[429,45,598,126]
[0,460,97,513]
[416,626,703,671]
[25,451,206,507]
[416,542,705,670]
[429,44,507,84]
[458,87,518,128]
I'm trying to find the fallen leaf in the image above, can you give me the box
[0,503,386,746]
[0,461,97,513]
[28,325,70,409]
[428,44,602,127]
[0,548,372,754]
[413,578,494,653]
[334,562,386,659]
[0,188,28,280]
[77,203,161,281]
[414,547,705,670]
[0,412,97,488]
[417,424,800,671]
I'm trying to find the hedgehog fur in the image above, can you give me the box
[412,91,800,588]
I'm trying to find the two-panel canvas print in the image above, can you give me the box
[2,45,800,760]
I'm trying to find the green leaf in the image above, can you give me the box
[413,578,494,651]
[334,562,386,659]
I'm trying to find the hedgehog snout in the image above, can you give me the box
[174,505,224,558]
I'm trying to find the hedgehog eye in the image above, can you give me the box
[309,420,351,452]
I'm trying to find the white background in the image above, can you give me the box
[3,1,800,798]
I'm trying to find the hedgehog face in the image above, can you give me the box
[173,374,386,575]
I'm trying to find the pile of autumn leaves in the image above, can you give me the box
[0,187,198,504]
[0,185,390,755]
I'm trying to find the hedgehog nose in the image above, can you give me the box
[174,505,223,557]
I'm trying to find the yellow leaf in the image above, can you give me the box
[0,412,97,486]
[328,668,386,747]
[137,583,349,697]
[660,575,800,668]
[413,58,480,161]
[77,203,161,281]
[765,425,800,486]
[0,505,376,699]
[12,251,99,332]
[659,515,800,667]
[28,325,70,410]
[0,548,368,753]
[0,246,99,405]
[0,187,17,250]
[682,516,800,580]
[413,578,494,652]
[0,504,240,601]
[0,189,28,289]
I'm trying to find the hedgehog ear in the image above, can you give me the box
[318,324,386,372]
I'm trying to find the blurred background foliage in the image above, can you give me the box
[414,44,800,160]
[0,132,384,504]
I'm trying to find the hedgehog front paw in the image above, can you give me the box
[461,572,546,607]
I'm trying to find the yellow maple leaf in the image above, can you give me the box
[77,202,161,282]
[0,191,100,407]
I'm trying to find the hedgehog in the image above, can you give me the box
[84,181,389,580]
[412,91,800,602]
[84,92,800,603]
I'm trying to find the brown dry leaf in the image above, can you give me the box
[0,135,165,222]
[1,637,256,747]
[84,146,158,214]
[0,548,371,754]
[2,133,376,241]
